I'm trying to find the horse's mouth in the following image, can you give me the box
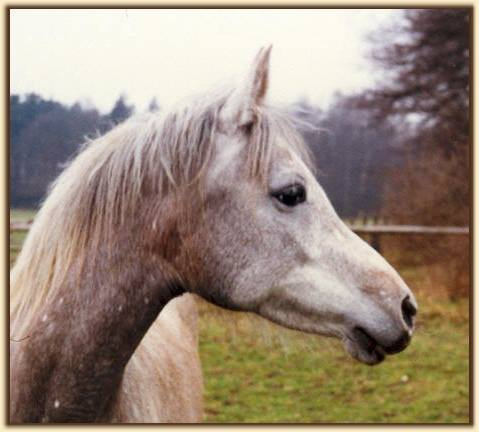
[343,327,387,365]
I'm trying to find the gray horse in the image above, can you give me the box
[10,46,417,423]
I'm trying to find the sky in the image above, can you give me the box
[10,9,400,114]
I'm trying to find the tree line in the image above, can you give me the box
[10,94,137,207]
[9,90,395,216]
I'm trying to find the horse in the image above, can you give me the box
[10,46,417,423]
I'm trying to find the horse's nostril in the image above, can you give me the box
[401,295,417,328]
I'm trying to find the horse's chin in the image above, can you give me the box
[342,332,386,366]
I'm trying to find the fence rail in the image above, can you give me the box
[349,224,469,253]
[349,225,469,235]
[10,221,470,236]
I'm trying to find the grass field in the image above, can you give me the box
[197,294,469,423]
[10,208,37,222]
[10,211,470,423]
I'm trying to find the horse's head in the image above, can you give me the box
[180,47,417,365]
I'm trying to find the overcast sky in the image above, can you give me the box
[10,9,400,113]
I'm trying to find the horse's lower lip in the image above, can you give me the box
[351,327,387,364]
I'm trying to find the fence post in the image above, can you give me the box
[370,232,381,254]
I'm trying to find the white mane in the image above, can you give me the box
[10,84,310,340]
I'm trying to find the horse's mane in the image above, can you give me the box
[10,86,312,339]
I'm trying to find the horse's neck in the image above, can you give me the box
[10,246,184,423]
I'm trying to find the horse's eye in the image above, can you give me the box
[271,184,306,207]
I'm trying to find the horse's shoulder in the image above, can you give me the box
[112,293,202,422]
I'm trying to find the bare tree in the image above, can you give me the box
[363,9,469,152]
[358,9,470,298]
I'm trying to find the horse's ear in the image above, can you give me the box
[220,45,272,131]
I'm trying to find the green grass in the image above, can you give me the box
[197,297,469,423]
[10,209,470,423]
[10,229,28,267]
